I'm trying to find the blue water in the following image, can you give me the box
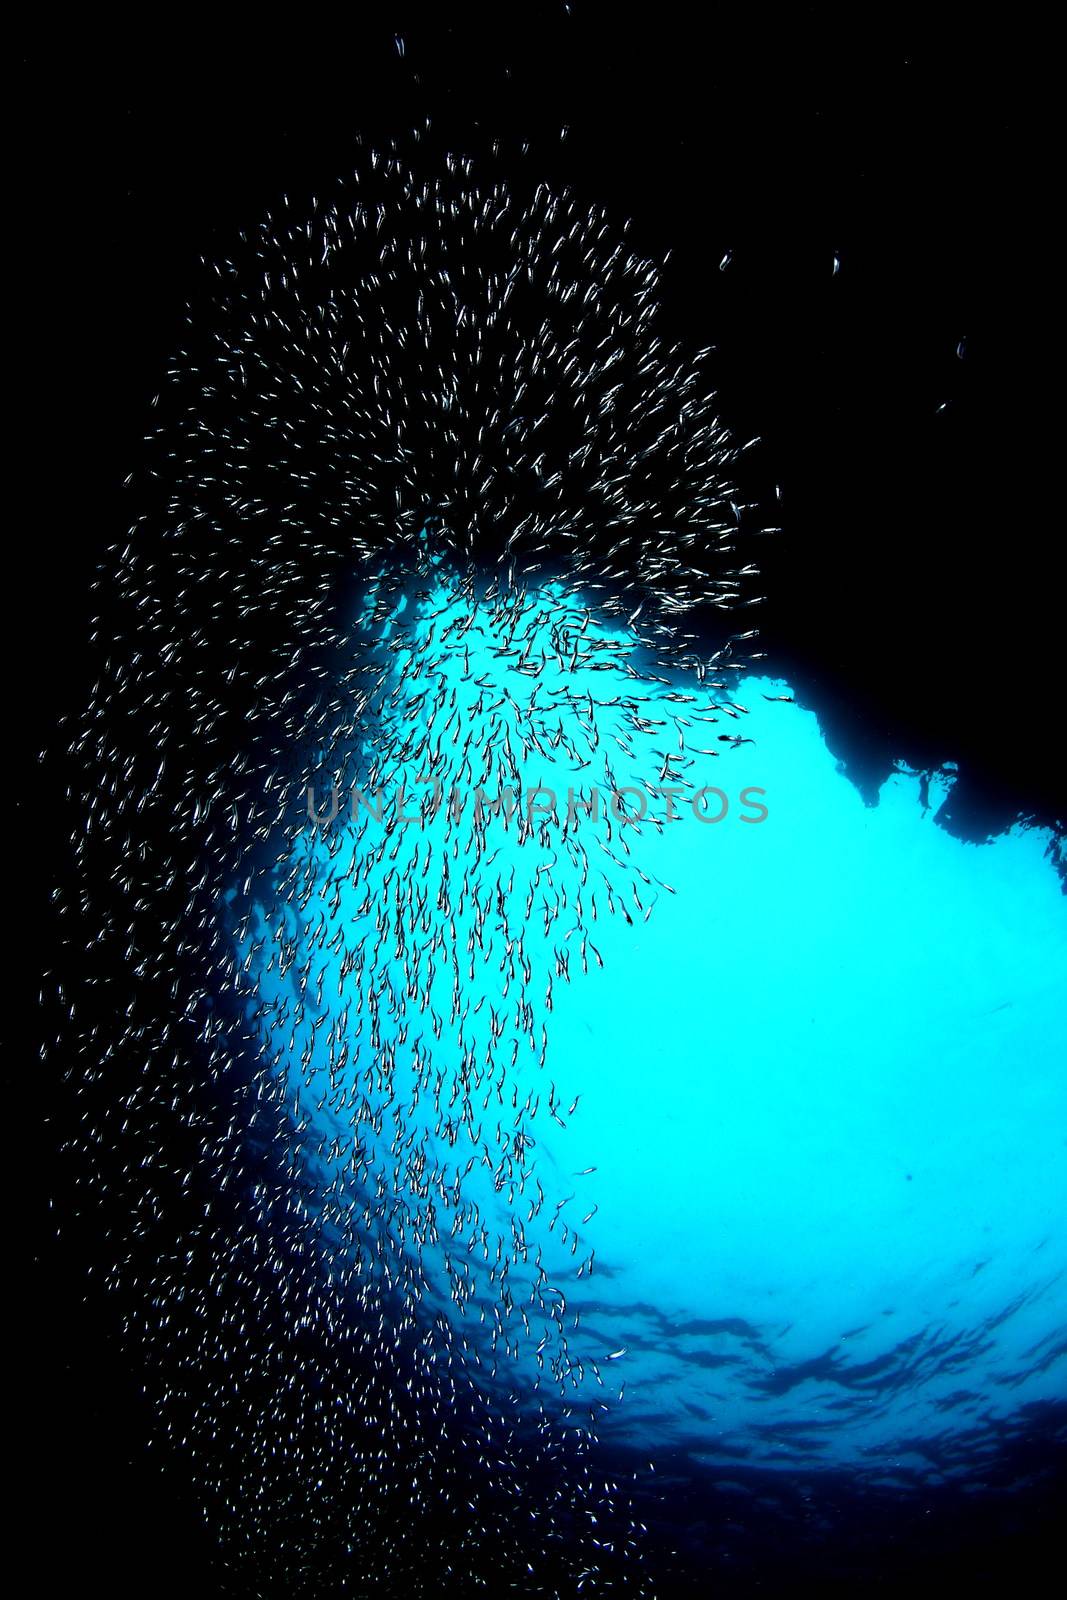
[228,575,1066,1487]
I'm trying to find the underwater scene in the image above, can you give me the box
[30,16,1064,1598]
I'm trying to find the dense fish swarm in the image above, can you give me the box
[43,140,764,1596]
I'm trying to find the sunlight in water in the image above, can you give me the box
[230,575,1066,1482]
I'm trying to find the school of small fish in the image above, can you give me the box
[43,138,768,1596]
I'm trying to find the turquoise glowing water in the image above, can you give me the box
[542,706,1065,1472]
[229,580,1065,1482]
